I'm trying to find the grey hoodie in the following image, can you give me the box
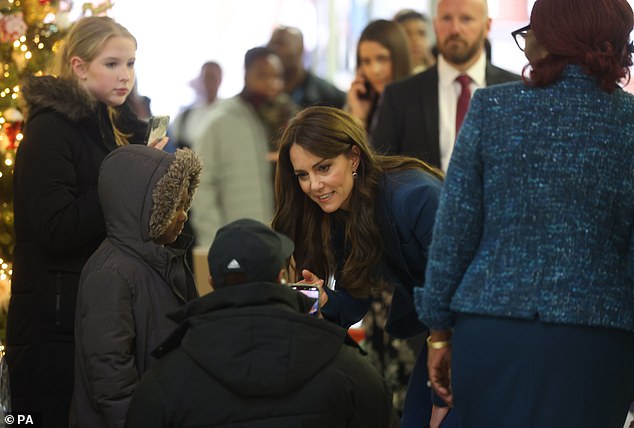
[71,145,201,428]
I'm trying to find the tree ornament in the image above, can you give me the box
[81,0,114,16]
[21,0,55,26]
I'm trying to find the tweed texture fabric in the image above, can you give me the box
[417,65,634,332]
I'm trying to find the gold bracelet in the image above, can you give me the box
[426,335,451,350]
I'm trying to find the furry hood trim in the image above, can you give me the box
[98,145,202,245]
[21,75,97,122]
[149,148,202,239]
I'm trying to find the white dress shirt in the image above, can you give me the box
[437,52,487,172]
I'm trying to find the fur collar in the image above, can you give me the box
[22,75,97,122]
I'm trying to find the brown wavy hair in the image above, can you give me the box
[272,106,442,298]
[525,0,633,92]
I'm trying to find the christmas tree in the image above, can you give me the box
[0,0,74,336]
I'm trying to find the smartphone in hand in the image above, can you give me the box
[356,79,375,101]
[290,284,320,317]
[145,115,170,145]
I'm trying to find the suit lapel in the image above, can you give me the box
[421,68,441,168]
[485,63,520,85]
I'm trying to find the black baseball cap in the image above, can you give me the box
[208,218,294,287]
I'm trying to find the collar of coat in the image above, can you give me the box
[22,75,97,122]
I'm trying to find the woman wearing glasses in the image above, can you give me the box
[417,0,634,427]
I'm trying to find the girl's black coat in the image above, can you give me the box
[6,76,145,411]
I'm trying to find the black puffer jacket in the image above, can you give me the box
[72,145,201,428]
[126,282,399,428]
[7,75,145,422]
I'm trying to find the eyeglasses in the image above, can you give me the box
[511,24,530,52]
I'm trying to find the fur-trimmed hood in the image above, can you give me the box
[22,75,97,122]
[98,145,201,260]
[148,148,201,239]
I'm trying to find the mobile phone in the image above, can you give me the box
[357,79,375,101]
[290,284,320,317]
[145,115,170,144]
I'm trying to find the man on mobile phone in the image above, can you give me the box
[126,218,398,428]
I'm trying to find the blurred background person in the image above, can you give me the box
[393,9,436,74]
[267,25,346,108]
[167,62,223,267]
[371,0,518,172]
[346,19,412,131]
[166,61,223,268]
[419,0,634,427]
[191,47,295,250]
[169,61,223,151]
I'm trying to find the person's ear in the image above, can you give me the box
[277,268,288,285]
[71,56,88,81]
[208,275,215,291]
[349,145,361,170]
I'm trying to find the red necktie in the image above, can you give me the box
[455,74,472,134]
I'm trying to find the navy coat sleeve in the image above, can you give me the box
[320,287,372,328]
[381,171,441,337]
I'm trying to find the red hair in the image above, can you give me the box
[526,0,633,92]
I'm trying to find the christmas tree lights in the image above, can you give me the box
[0,0,76,335]
[0,1,113,337]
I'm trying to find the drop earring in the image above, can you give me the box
[352,170,358,178]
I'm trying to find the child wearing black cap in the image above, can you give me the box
[126,218,398,428]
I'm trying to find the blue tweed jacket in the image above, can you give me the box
[416,65,634,332]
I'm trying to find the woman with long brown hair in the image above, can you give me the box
[272,105,443,425]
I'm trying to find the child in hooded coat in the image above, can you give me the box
[71,145,201,428]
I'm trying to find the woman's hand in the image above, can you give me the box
[346,73,373,127]
[148,136,169,151]
[298,269,328,307]
[427,330,453,407]
[430,405,450,428]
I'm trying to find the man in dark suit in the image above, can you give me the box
[371,0,519,172]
